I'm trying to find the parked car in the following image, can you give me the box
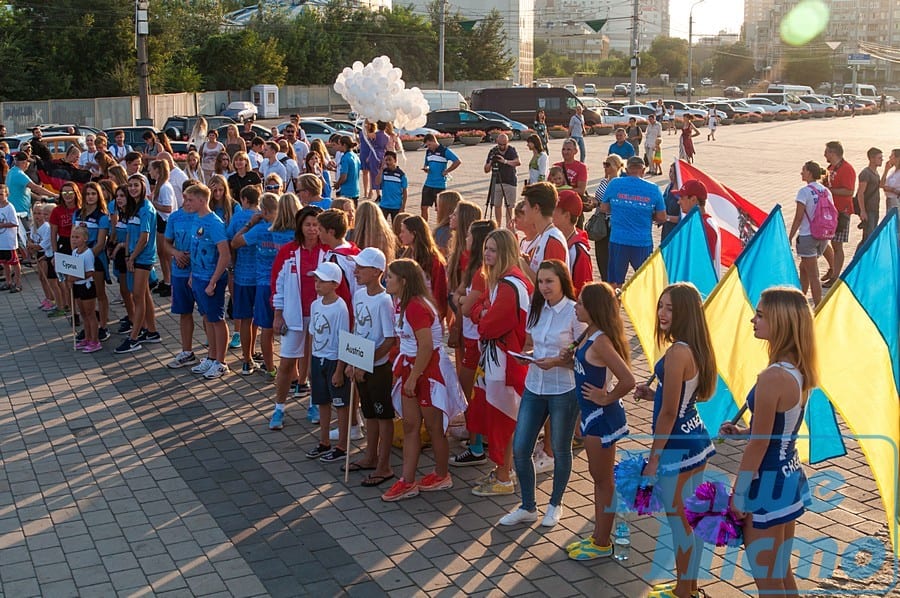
[612,84,628,97]
[635,83,649,96]
[469,87,602,126]
[103,126,160,152]
[425,109,509,136]
[39,124,103,137]
[799,94,837,113]
[162,115,236,142]
[659,100,707,122]
[214,123,271,143]
[43,135,87,160]
[563,84,577,95]
[619,104,656,121]
[583,83,597,96]
[578,96,607,110]
[302,117,360,135]
[220,101,258,123]
[699,101,738,119]
[723,99,765,114]
[475,111,530,139]
[605,100,630,112]
[742,96,790,113]
[674,83,695,96]
[748,92,810,113]
[298,120,342,144]
[600,107,649,128]
[700,78,713,87]
[723,86,744,98]
[1,133,35,156]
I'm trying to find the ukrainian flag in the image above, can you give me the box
[816,209,899,554]
[699,205,845,463]
[621,207,719,366]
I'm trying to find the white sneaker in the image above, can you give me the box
[204,361,229,379]
[167,351,197,369]
[541,504,563,527]
[329,425,364,441]
[534,452,555,475]
[498,507,539,526]
[191,358,214,374]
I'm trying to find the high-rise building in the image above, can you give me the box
[535,0,670,56]
[743,0,898,84]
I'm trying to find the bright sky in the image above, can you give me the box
[668,0,745,39]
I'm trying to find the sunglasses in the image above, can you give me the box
[603,162,612,167]
[265,184,280,190]
[61,190,76,197]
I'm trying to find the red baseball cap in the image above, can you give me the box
[556,190,583,218]
[672,179,708,200]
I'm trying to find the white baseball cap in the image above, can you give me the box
[310,261,342,284]
[352,247,386,271]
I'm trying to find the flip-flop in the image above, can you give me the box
[341,461,376,472]
[361,473,395,487]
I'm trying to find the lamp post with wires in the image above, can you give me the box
[687,0,707,103]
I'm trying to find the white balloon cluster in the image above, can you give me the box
[333,56,430,129]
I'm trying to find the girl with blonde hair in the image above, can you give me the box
[353,201,396,265]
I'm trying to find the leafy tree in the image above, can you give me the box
[195,29,287,89]
[782,44,831,87]
[711,42,755,85]
[595,57,630,77]
[0,8,34,101]
[648,36,689,78]
[535,50,579,78]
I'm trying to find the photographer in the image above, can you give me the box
[483,133,520,227]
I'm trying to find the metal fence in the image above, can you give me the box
[0,80,511,134]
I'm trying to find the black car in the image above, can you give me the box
[162,115,236,142]
[699,102,737,119]
[424,109,509,136]
[103,126,161,152]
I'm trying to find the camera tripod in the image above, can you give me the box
[485,166,512,226]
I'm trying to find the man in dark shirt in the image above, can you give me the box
[483,133,520,227]
[28,127,52,166]
[856,146,883,243]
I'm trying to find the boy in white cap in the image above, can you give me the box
[305,261,352,463]
[346,247,398,487]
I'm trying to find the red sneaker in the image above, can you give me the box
[381,478,419,502]
[418,472,453,492]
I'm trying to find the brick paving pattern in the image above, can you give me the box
[1,112,899,597]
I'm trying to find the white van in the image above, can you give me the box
[420,90,468,112]
[842,84,878,98]
[767,84,813,95]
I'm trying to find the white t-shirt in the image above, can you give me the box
[795,181,832,237]
[278,155,301,192]
[155,182,176,221]
[352,288,396,367]
[259,158,288,184]
[169,166,189,209]
[568,114,585,138]
[310,296,350,360]
[293,140,310,169]
[72,246,95,286]
[0,203,18,250]
[33,221,53,256]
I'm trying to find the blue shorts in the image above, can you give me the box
[310,356,351,407]
[607,242,652,284]
[232,283,256,320]
[193,275,228,323]
[253,284,274,329]
[171,276,194,315]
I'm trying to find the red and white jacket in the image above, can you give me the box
[271,241,325,330]
[567,227,594,294]
[324,241,360,324]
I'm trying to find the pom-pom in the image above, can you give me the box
[614,455,663,515]
[684,481,743,547]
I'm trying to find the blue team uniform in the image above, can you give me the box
[127,199,157,266]
[744,362,812,529]
[226,209,259,320]
[380,167,407,212]
[165,208,199,314]
[574,331,629,447]
[242,223,295,328]
[74,207,110,278]
[652,342,715,475]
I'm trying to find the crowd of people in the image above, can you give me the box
[1,113,899,597]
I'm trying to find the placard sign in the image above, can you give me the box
[54,253,85,279]
[338,330,375,374]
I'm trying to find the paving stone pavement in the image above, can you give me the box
[1,112,899,597]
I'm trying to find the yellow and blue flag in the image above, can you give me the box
[699,205,845,463]
[621,207,719,366]
[816,209,899,554]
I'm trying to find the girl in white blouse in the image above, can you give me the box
[498,259,587,529]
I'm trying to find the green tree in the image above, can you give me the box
[535,50,579,77]
[711,42,755,85]
[458,10,514,80]
[648,36,689,78]
[782,44,832,87]
[195,29,287,89]
[0,8,34,101]
[595,57,630,77]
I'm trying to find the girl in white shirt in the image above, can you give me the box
[150,159,176,293]
[499,259,586,529]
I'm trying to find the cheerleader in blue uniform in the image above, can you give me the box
[567,282,635,560]
[636,283,717,598]
[719,287,815,596]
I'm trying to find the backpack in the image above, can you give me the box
[805,184,839,240]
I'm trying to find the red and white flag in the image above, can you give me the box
[675,160,768,268]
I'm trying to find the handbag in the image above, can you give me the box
[585,209,609,241]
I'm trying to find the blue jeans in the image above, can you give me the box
[574,136,586,162]
[513,388,580,511]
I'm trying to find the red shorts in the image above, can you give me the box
[0,249,19,265]
[393,351,442,408]
[462,338,481,370]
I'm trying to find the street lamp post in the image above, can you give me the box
[825,41,841,95]
[687,0,707,103]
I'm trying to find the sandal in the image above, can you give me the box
[341,461,376,472]
[362,473,395,487]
